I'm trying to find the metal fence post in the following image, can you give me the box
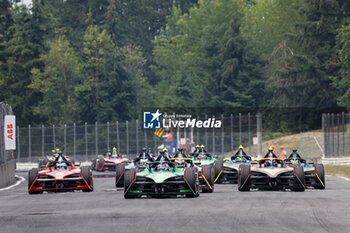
[322,114,327,158]
[337,113,340,157]
[196,116,199,145]
[331,113,335,157]
[342,112,345,157]
[257,113,262,157]
[205,114,208,147]
[17,126,20,162]
[53,125,56,149]
[230,114,233,152]
[116,121,120,151]
[107,122,110,149]
[239,113,242,145]
[136,119,139,154]
[85,122,88,161]
[73,123,76,161]
[95,121,98,156]
[327,113,331,157]
[126,120,129,155]
[221,114,224,154]
[41,125,44,157]
[28,124,31,162]
[64,124,67,155]
[144,126,147,147]
[212,115,215,154]
[248,113,251,155]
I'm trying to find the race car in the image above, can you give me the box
[238,158,305,191]
[92,147,129,171]
[215,146,252,184]
[38,150,75,170]
[28,158,93,194]
[189,150,223,193]
[123,161,199,198]
[284,149,325,189]
[115,148,154,187]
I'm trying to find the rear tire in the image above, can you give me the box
[115,163,126,187]
[291,166,305,191]
[98,157,105,171]
[313,163,325,189]
[238,164,251,191]
[91,159,97,170]
[184,167,199,197]
[81,165,93,192]
[214,158,223,183]
[124,168,137,199]
[201,165,214,193]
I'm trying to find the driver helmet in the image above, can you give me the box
[196,145,200,149]
[238,145,244,150]
[142,147,147,152]
[200,144,205,149]
[163,148,168,153]
[268,147,273,151]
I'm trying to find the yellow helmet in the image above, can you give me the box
[52,149,55,153]
[163,148,168,152]
[268,147,273,151]
[238,145,244,150]
[56,148,60,152]
[113,147,117,151]
[201,144,205,149]
[196,145,200,148]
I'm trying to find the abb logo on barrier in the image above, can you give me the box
[7,123,14,140]
[4,115,16,150]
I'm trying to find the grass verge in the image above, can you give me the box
[325,165,350,178]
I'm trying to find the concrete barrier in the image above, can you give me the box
[0,159,15,188]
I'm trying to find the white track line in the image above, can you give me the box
[0,175,25,191]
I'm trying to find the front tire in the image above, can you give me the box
[313,163,325,189]
[214,158,223,183]
[124,168,137,199]
[238,164,251,191]
[81,165,94,192]
[116,163,126,187]
[201,165,214,193]
[291,166,305,191]
[185,167,199,197]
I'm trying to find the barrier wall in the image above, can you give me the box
[0,159,15,188]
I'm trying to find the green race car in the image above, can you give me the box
[123,161,199,198]
[189,151,223,192]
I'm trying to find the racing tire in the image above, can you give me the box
[28,168,42,194]
[184,167,199,198]
[98,157,105,171]
[202,165,214,193]
[313,163,325,189]
[81,165,94,192]
[91,159,97,170]
[238,164,251,191]
[214,158,224,183]
[115,163,126,187]
[291,166,305,192]
[124,168,138,199]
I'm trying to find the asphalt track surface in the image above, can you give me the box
[0,172,349,233]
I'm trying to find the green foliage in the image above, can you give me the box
[29,37,81,125]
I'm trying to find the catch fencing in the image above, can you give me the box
[15,113,261,163]
[322,112,350,158]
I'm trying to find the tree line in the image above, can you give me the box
[1,0,350,130]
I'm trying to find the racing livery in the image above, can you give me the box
[123,161,199,198]
[238,158,305,192]
[28,160,93,194]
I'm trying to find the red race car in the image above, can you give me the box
[92,154,129,171]
[28,159,93,194]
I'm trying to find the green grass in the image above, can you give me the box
[325,165,350,178]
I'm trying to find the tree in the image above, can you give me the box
[29,37,81,125]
